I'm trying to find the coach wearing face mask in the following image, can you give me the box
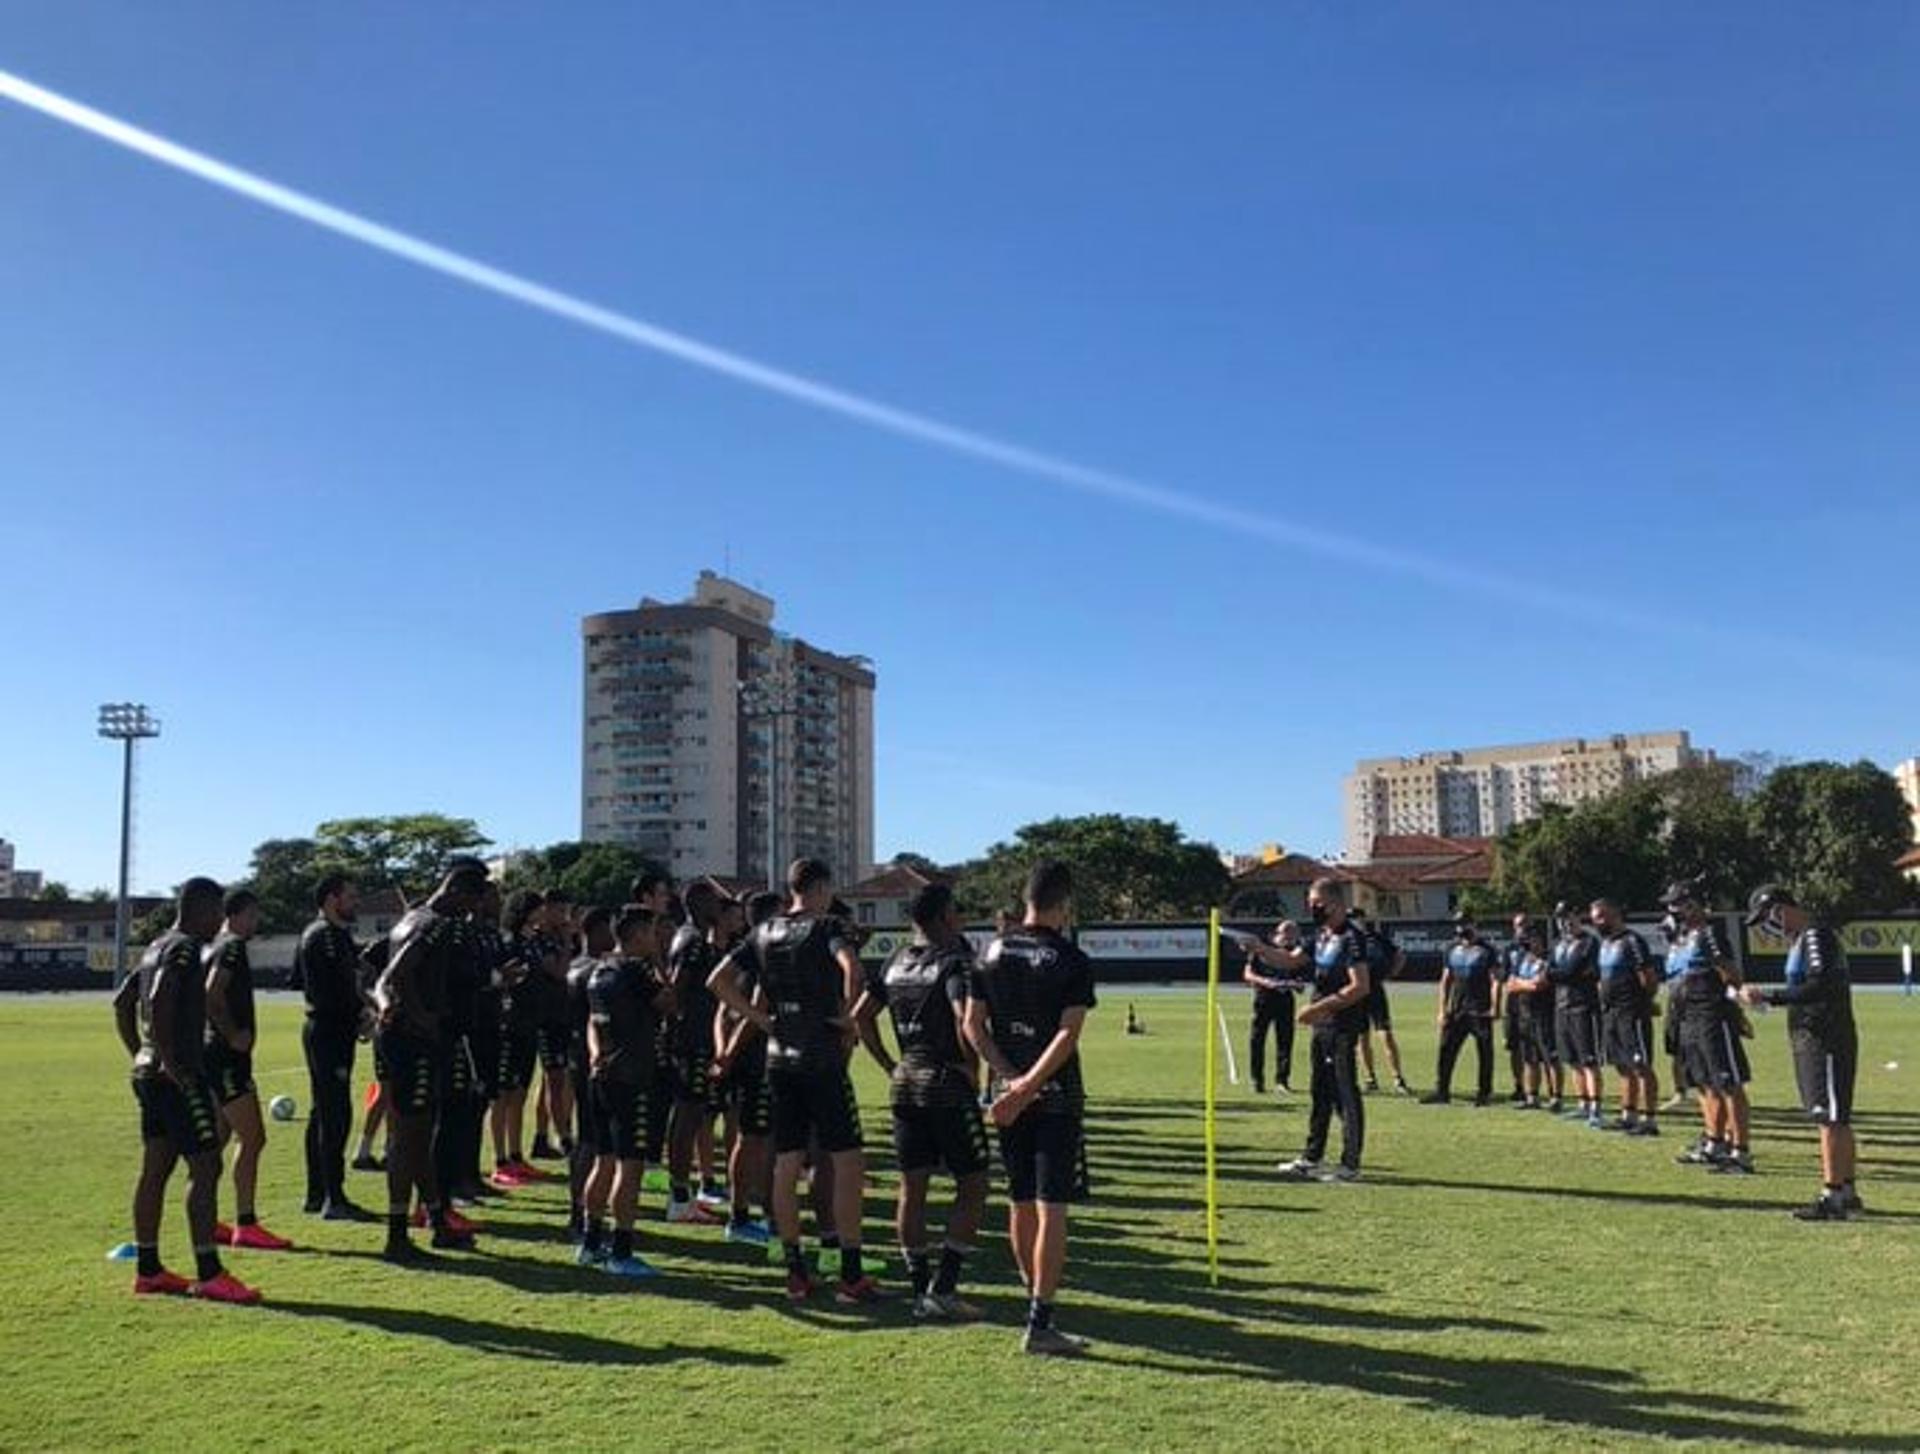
[1422,915,1498,1106]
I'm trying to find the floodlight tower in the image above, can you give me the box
[97,703,160,986]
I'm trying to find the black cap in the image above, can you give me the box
[1660,880,1701,909]
[1744,884,1798,928]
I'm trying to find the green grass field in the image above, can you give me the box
[3,987,1918,1451]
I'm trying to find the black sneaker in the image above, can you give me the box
[382,1239,428,1265]
[351,1153,385,1173]
[302,1197,324,1215]
[1472,1095,1491,1107]
[322,1199,376,1222]
[1364,1079,1380,1094]
[1546,1098,1564,1114]
[1252,1081,1266,1095]
[1842,1189,1866,1213]
[1417,1092,1451,1105]
[1507,1089,1527,1104]
[1709,1154,1754,1176]
[1791,1196,1850,1221]
[1393,1079,1413,1097]
[1674,1142,1719,1166]
[1022,1324,1090,1358]
[1625,1121,1661,1137]
[530,1136,561,1161]
[430,1227,478,1251]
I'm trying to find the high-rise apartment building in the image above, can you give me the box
[581,572,875,885]
[1343,731,1707,860]
[1895,757,1920,847]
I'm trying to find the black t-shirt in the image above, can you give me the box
[667,924,721,1059]
[972,928,1097,1114]
[587,956,658,1086]
[1442,939,1499,1016]
[134,929,209,1079]
[566,957,596,1071]
[867,939,976,1109]
[377,908,459,1040]
[296,917,362,1032]
[1667,920,1736,1022]
[504,933,557,1033]
[203,931,255,1045]
[1312,922,1371,1035]
[1548,930,1601,1011]
[1597,929,1652,1011]
[730,914,854,1073]
[466,920,506,1042]
[1775,925,1855,1041]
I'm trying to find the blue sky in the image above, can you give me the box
[2,3,1915,893]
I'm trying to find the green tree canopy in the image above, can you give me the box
[953,815,1229,922]
[312,815,490,901]
[1747,761,1915,920]
[497,841,670,909]
[37,881,71,903]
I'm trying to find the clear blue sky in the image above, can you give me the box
[2,3,1915,894]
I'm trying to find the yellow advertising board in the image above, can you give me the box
[1747,919,1920,958]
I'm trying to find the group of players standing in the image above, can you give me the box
[114,853,1102,1355]
[1242,876,1863,1221]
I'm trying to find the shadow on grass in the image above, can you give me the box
[270,1297,781,1368]
[1068,1299,1918,1448]
[1372,1172,1920,1220]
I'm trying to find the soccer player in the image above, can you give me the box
[627,871,680,1180]
[565,905,616,1237]
[1352,907,1412,1095]
[665,882,730,1226]
[711,858,879,1306]
[490,889,547,1186]
[965,859,1097,1355]
[1269,877,1371,1183]
[1423,915,1497,1105]
[461,879,508,1199]
[1502,924,1552,1107]
[710,891,778,1245]
[203,888,291,1250]
[113,877,260,1304]
[1663,882,1754,1174]
[372,866,487,1262]
[1739,886,1861,1219]
[532,889,578,1162]
[854,881,990,1321]
[1499,912,1531,1103]
[432,868,491,1213]
[1592,898,1660,1136]
[1243,921,1298,1095]
[1548,902,1606,1127]
[295,872,372,1219]
[580,908,671,1277]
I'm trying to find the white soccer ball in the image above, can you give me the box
[269,1094,297,1122]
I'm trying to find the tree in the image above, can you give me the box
[496,842,668,909]
[1652,761,1765,907]
[1487,793,1667,913]
[130,900,174,946]
[313,815,490,900]
[1747,761,1916,920]
[83,887,112,903]
[888,852,945,876]
[953,815,1229,922]
[237,838,327,935]
[38,881,71,903]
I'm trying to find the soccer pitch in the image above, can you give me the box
[3,989,1917,1451]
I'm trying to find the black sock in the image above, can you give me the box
[820,1233,841,1251]
[1027,1297,1054,1331]
[670,1181,691,1203]
[583,1218,606,1252]
[905,1246,932,1298]
[193,1246,222,1282]
[428,1202,450,1231]
[237,1212,258,1228]
[611,1227,634,1260]
[934,1243,968,1297]
[730,1205,753,1226]
[136,1244,162,1277]
[840,1244,864,1285]
[784,1241,808,1277]
[386,1211,409,1246]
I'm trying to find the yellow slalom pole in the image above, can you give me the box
[1204,907,1221,1288]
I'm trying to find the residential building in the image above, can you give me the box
[1895,757,1920,848]
[581,571,876,886]
[0,896,169,946]
[1225,853,1336,922]
[0,840,42,899]
[1343,731,1708,860]
[841,862,948,930]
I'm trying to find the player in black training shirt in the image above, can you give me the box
[1591,898,1661,1136]
[1260,877,1371,1183]
[1739,885,1862,1219]
[490,889,549,1186]
[1662,882,1755,1174]
[712,858,878,1306]
[295,873,372,1218]
[1547,903,1606,1128]
[1423,915,1498,1105]
[711,891,778,1245]
[372,866,487,1262]
[565,907,616,1241]
[966,860,1097,1357]
[1352,907,1413,1096]
[665,882,730,1226]
[580,908,673,1277]
[854,881,991,1321]
[112,877,260,1304]
[430,857,493,1224]
[1243,921,1300,1095]
[531,890,579,1163]
[203,888,291,1251]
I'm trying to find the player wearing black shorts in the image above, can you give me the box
[112,877,260,1304]
[1662,883,1754,1174]
[1548,904,1606,1128]
[531,890,578,1162]
[1501,926,1552,1107]
[1499,914,1531,1102]
[665,883,730,1226]
[1740,886,1861,1219]
[581,908,669,1277]
[626,872,681,1179]
[1352,908,1412,1095]
[490,890,547,1186]
[1424,916,1497,1105]
[460,881,507,1200]
[1591,899,1660,1136]
[431,859,493,1221]
[295,873,371,1218]
[711,858,878,1306]
[372,867,487,1262]
[711,891,776,1245]
[565,907,615,1239]
[966,860,1097,1356]
[854,881,990,1322]
[1243,921,1298,1095]
[203,889,292,1251]
[1268,877,1371,1183]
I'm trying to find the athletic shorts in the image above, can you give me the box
[1602,1005,1652,1072]
[1366,983,1393,1031]
[646,1064,676,1164]
[134,1074,221,1155]
[536,1024,571,1074]
[1515,1012,1553,1068]
[1662,1008,1682,1061]
[469,1028,501,1102]
[442,1035,475,1099]
[591,1077,649,1160]
[768,1065,863,1156]
[571,1067,596,1151]
[1502,995,1524,1051]
[1791,1029,1856,1126]
[374,1029,440,1116]
[673,1051,725,1114]
[893,1100,991,1178]
[1555,1004,1602,1070]
[723,1060,771,1138]
[204,1041,256,1106]
[997,1109,1088,1205]
[496,1028,537,1094]
[1679,1016,1750,1092]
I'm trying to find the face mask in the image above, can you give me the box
[1309,904,1328,926]
[1766,908,1788,937]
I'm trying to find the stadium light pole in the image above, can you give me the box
[97,703,160,987]
[739,658,797,894]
